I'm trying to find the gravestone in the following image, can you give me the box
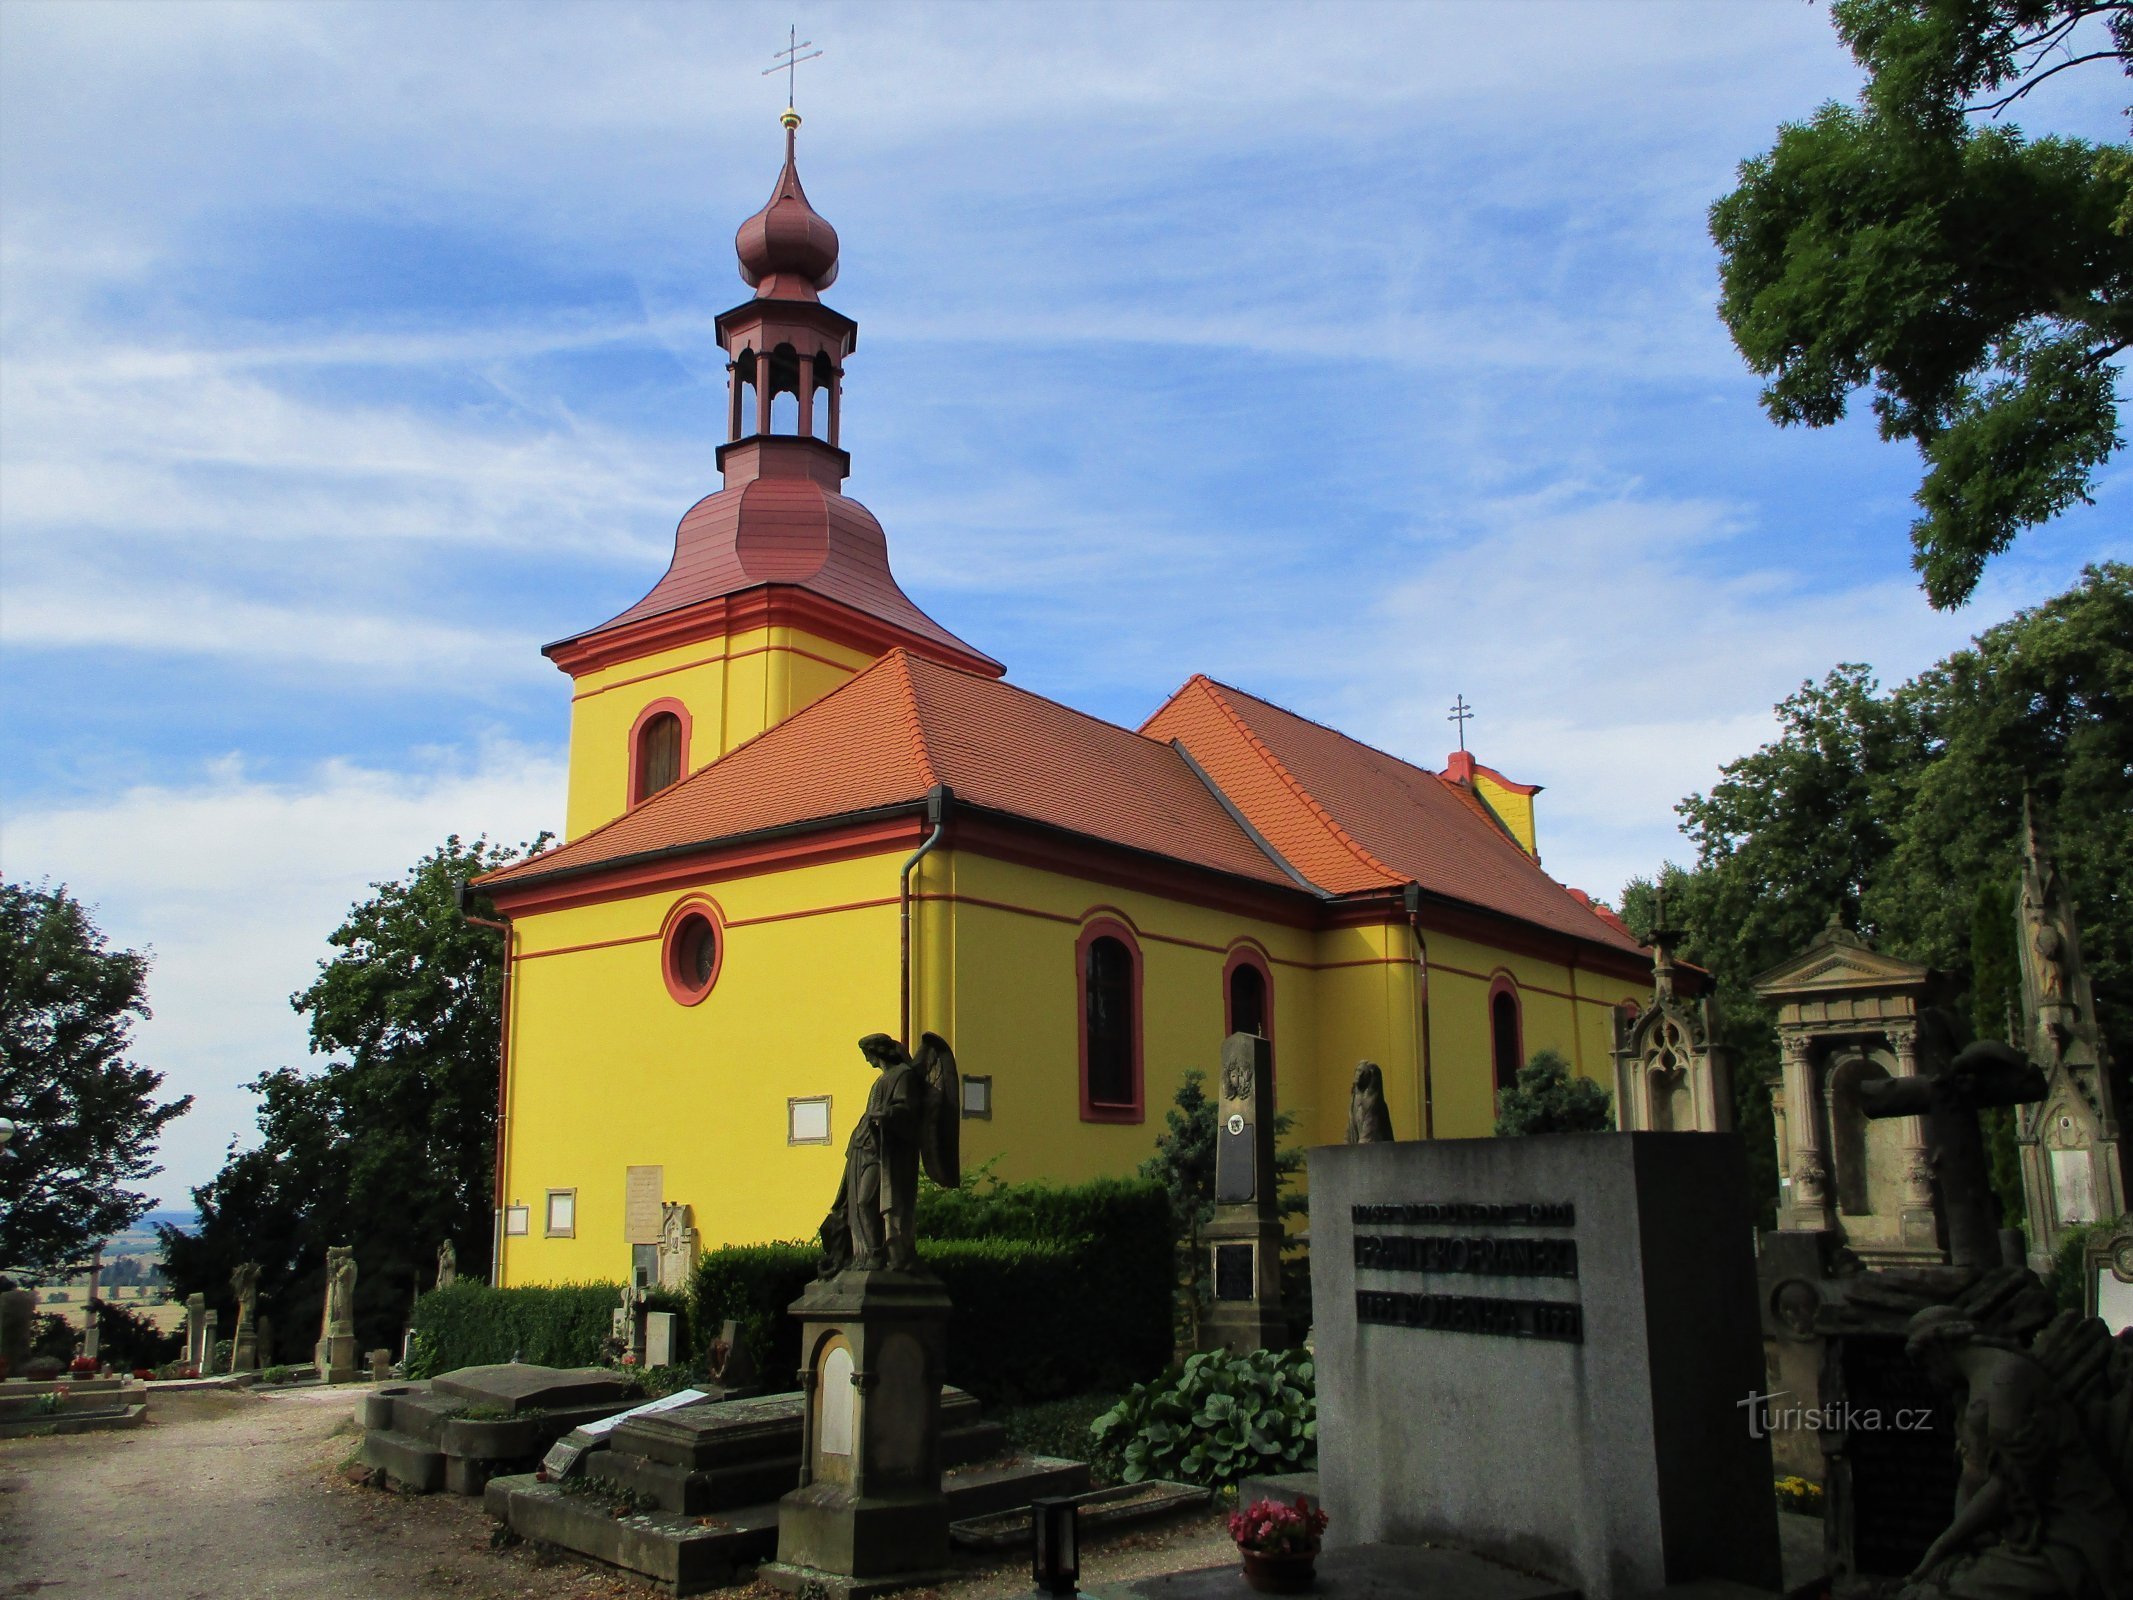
[657,1202,699,1294]
[0,1289,33,1375]
[1612,897,1733,1133]
[201,1309,219,1371]
[2085,1219,2133,1333]
[1311,1133,1779,1600]
[645,1310,677,1369]
[316,1245,359,1382]
[184,1293,207,1369]
[1201,1032,1286,1353]
[256,1313,273,1366]
[368,1348,393,1381]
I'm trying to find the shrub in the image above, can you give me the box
[692,1176,1174,1406]
[2043,1214,2125,1312]
[408,1282,643,1377]
[1495,1049,1614,1135]
[93,1301,182,1370]
[1090,1347,1316,1488]
[30,1313,74,1363]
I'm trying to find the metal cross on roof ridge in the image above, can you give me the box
[1447,694,1474,752]
[764,25,824,110]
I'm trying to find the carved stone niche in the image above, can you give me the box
[1612,934,1731,1134]
[1752,920,1943,1267]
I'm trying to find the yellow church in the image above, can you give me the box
[478,116,1655,1287]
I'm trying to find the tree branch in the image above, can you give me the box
[1968,50,2130,116]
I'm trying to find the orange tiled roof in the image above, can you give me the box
[1142,677,1645,955]
[481,651,1300,892]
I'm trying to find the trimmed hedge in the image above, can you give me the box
[406,1281,688,1378]
[692,1177,1173,1405]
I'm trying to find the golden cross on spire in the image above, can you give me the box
[764,25,823,112]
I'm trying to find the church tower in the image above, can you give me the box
[546,111,1000,839]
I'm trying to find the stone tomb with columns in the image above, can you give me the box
[1754,919,1942,1266]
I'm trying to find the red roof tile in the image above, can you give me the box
[1142,678,1645,955]
[482,652,1298,891]
[549,475,998,672]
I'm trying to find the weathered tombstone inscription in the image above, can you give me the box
[1312,1133,1780,1600]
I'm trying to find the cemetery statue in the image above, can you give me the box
[231,1261,259,1319]
[435,1239,457,1291]
[817,1032,959,1276]
[1892,1305,2132,1600]
[323,1246,357,1337]
[1346,1060,1395,1144]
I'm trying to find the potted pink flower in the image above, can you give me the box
[1228,1495,1328,1593]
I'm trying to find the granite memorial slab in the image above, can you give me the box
[1310,1132,1780,1600]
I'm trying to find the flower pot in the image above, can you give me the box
[1240,1547,1319,1593]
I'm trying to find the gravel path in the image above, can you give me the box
[0,1385,1235,1600]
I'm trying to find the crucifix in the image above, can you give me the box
[1860,1032,2045,1268]
[763,26,824,110]
[1447,694,1473,753]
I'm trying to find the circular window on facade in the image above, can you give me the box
[664,907,722,1005]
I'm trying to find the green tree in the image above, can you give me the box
[1493,1049,1614,1136]
[1627,564,2130,1229]
[160,834,537,1356]
[0,884,191,1274]
[1710,0,2131,607]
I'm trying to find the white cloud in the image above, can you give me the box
[0,744,566,1199]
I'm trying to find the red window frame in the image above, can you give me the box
[660,895,725,1007]
[628,698,693,808]
[1221,942,1276,1103]
[1077,918,1144,1123]
[1488,973,1524,1097]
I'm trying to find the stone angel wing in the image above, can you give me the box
[2028,1307,2133,1514]
[916,1031,961,1191]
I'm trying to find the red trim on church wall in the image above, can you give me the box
[1222,940,1278,1106]
[659,895,727,1006]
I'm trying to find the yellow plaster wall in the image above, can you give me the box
[1420,932,1645,1139]
[498,850,906,1287]
[560,626,876,839]
[1473,773,1539,857]
[497,839,1650,1286]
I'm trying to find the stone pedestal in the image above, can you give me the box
[0,1289,34,1376]
[1203,1032,1287,1354]
[231,1321,258,1373]
[184,1293,208,1370]
[316,1332,358,1383]
[761,1268,954,1599]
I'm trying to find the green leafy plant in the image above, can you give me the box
[404,1281,682,1377]
[259,1365,291,1385]
[1089,1347,1316,1489]
[1494,1049,1614,1136]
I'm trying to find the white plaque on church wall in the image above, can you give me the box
[2051,1147,2098,1224]
[624,1165,664,1243]
[789,1097,831,1145]
[818,1343,855,1456]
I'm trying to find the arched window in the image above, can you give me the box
[1228,962,1267,1038]
[1078,921,1142,1121]
[630,701,690,806]
[1490,980,1523,1097]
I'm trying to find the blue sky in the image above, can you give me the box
[2,1,2125,1201]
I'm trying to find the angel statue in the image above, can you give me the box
[1890,1304,2131,1600]
[818,1032,960,1277]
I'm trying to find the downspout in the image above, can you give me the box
[456,882,514,1287]
[899,785,953,1049]
[1405,883,1434,1139]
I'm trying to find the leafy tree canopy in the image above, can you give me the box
[0,883,191,1275]
[1711,0,2131,607]
[1494,1049,1615,1136]
[160,834,538,1356]
[1626,563,2131,1222]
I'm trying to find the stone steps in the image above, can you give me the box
[0,1402,148,1439]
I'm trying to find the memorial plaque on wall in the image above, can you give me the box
[1215,1244,1254,1301]
[623,1165,664,1244]
[1827,1333,1959,1578]
[1215,1114,1255,1204]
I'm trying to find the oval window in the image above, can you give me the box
[665,909,721,1004]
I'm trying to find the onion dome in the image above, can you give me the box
[734,110,839,300]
